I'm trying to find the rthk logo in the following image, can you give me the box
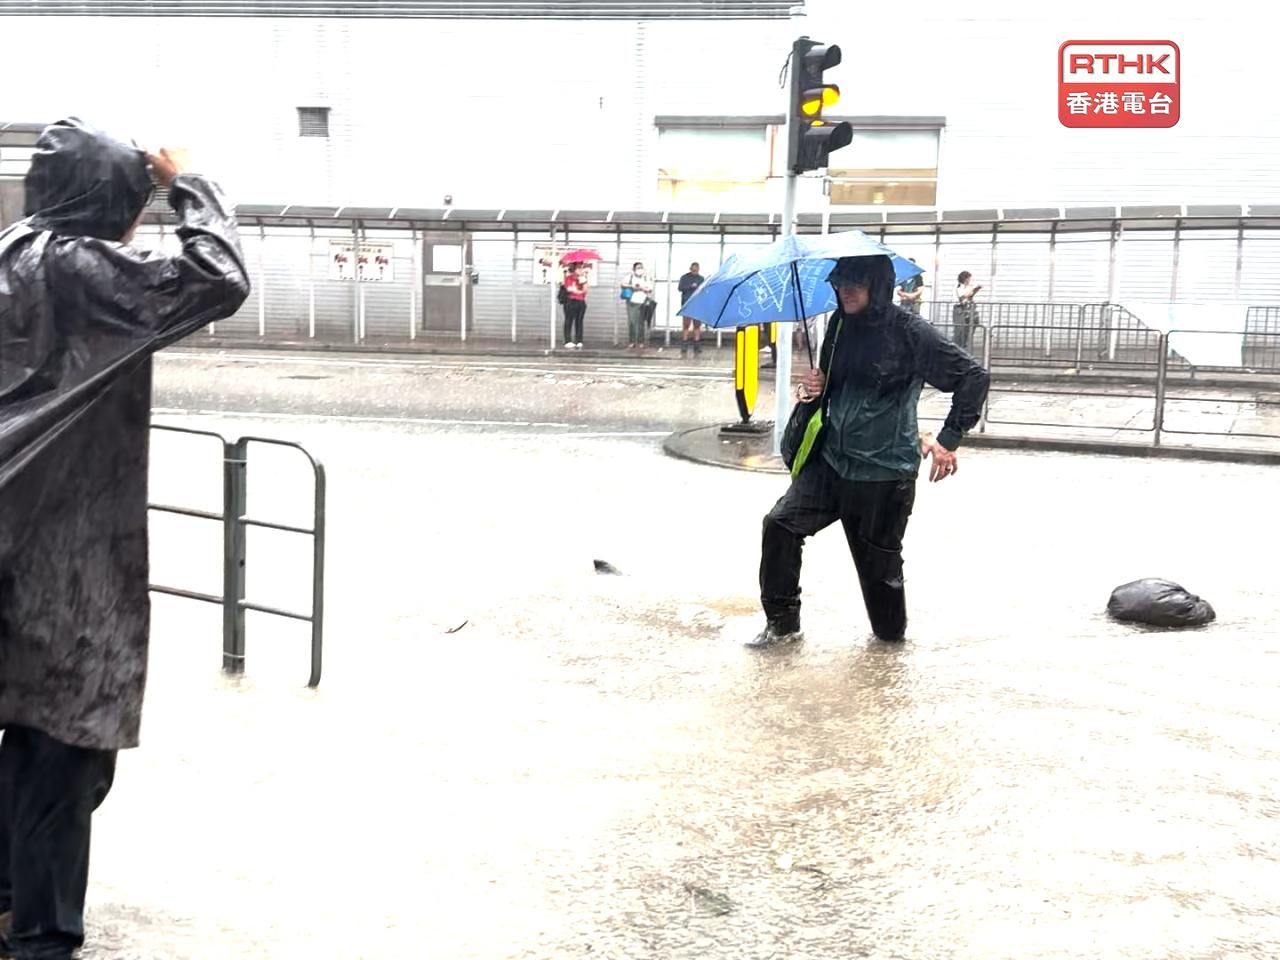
[1059,41,1180,128]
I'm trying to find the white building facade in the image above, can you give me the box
[2,1,1276,213]
[2,1,1278,344]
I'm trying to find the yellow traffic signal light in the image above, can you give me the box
[800,85,840,116]
[788,38,852,174]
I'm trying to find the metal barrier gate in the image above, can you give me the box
[147,425,327,687]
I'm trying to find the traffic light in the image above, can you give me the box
[788,37,853,174]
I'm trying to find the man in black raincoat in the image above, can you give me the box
[750,255,989,648]
[0,119,249,958]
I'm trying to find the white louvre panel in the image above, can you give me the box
[0,1,798,16]
[352,229,417,342]
[471,238,518,341]
[1117,231,1176,304]
[1052,234,1112,304]
[1174,231,1239,302]
[992,235,1053,303]
[1240,230,1280,303]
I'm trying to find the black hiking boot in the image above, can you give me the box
[745,622,803,649]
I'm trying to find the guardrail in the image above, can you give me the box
[919,302,1280,378]
[148,425,327,687]
[947,325,1280,449]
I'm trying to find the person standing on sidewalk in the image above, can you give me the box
[897,259,924,315]
[561,262,588,350]
[0,119,250,960]
[750,255,989,648]
[953,270,983,351]
[678,261,706,357]
[625,261,653,350]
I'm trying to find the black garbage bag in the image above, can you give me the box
[1107,579,1216,628]
[1,119,250,752]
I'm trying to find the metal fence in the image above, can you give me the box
[915,301,1280,376]
[919,300,1161,370]
[1245,306,1280,371]
[924,327,1280,451]
[148,425,327,687]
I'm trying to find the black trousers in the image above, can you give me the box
[0,726,116,959]
[760,456,916,641]
[562,299,586,344]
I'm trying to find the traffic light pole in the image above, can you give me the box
[773,171,798,456]
[773,38,801,457]
[771,33,848,455]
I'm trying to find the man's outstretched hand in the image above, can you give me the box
[920,435,959,483]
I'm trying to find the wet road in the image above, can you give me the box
[155,349,751,436]
[80,358,1280,959]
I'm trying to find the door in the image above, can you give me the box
[421,233,474,335]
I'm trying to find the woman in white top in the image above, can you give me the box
[625,262,654,349]
[952,270,983,352]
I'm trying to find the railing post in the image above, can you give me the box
[309,461,327,688]
[1075,305,1085,370]
[1153,333,1169,447]
[223,439,248,674]
[979,325,994,434]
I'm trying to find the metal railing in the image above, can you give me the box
[920,300,1174,372]
[1241,306,1280,373]
[918,301,1280,378]
[961,325,1280,449]
[148,425,327,687]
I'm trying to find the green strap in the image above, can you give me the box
[790,407,824,478]
[790,314,844,478]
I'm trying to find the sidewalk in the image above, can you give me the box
[189,335,1280,389]
[664,383,1280,471]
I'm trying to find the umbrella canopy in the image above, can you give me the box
[559,248,602,265]
[679,231,924,330]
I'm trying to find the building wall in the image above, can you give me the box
[802,0,1279,209]
[3,4,1275,213]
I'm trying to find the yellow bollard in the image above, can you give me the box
[734,324,760,422]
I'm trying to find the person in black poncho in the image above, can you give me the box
[0,118,249,960]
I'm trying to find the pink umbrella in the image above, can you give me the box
[559,249,602,266]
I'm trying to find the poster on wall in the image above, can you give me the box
[329,240,395,282]
[531,245,597,288]
[532,244,562,285]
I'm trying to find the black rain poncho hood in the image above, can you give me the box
[827,254,898,318]
[1,118,250,750]
[24,117,154,242]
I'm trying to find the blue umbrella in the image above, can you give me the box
[679,230,924,331]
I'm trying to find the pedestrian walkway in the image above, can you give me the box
[665,382,1280,471]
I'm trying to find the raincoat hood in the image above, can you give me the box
[24,117,153,242]
[828,254,898,319]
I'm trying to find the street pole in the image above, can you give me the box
[773,49,801,456]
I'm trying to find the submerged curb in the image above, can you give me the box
[663,425,1280,472]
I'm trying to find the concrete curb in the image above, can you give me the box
[184,338,700,364]
[663,424,1280,472]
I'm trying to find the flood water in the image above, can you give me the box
[82,413,1280,959]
